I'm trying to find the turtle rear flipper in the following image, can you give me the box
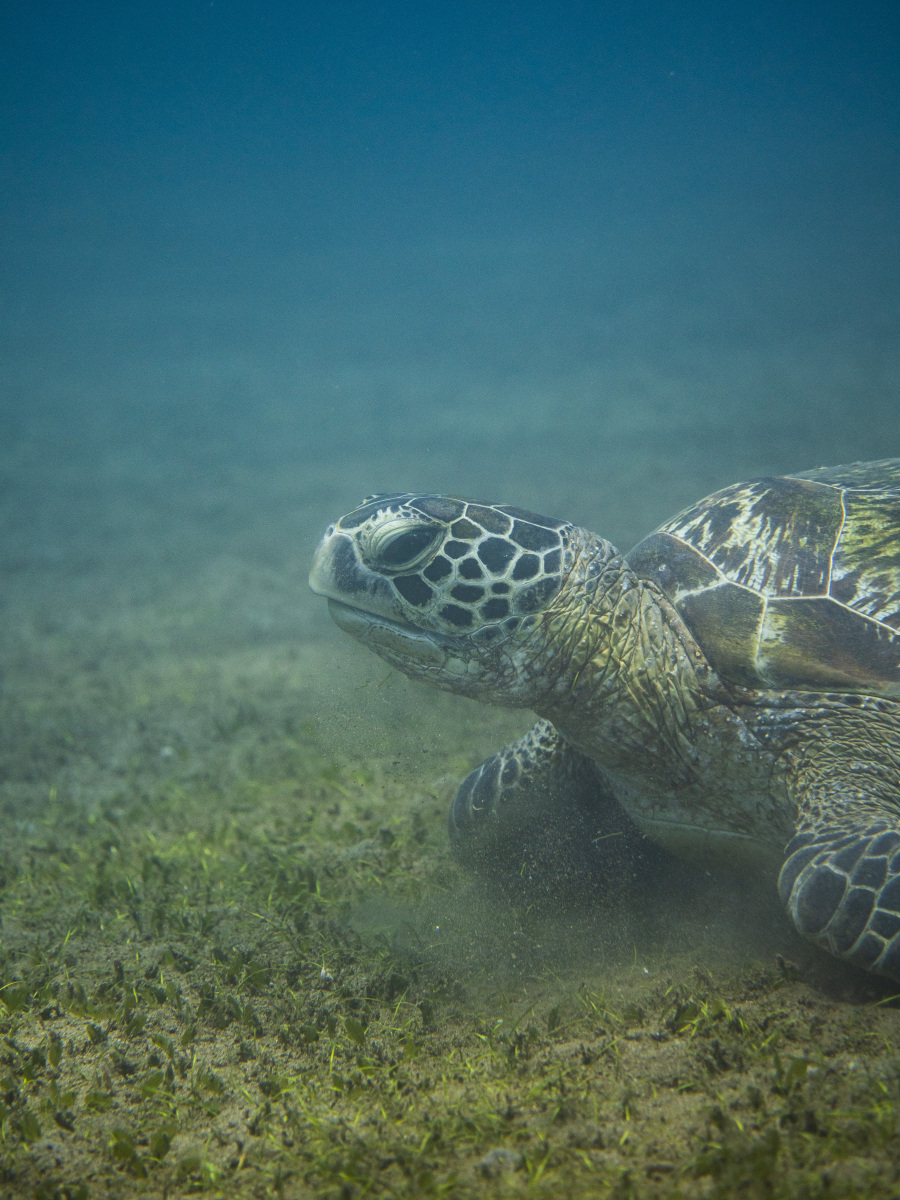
[449,719,650,904]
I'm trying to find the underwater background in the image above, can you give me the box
[1,1,900,1195]
[2,0,899,828]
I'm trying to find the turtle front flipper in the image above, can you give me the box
[779,721,900,980]
[449,719,646,901]
[779,822,900,979]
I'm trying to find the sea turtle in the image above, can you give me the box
[309,459,900,980]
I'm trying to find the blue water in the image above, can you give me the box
[0,0,898,798]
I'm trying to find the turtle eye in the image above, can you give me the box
[364,522,443,573]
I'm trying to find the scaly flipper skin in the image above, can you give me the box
[776,699,900,977]
[780,820,900,976]
[449,719,651,901]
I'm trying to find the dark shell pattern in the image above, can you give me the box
[626,458,900,695]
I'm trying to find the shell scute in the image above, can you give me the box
[678,583,765,687]
[828,492,900,629]
[630,459,900,695]
[759,597,900,693]
[663,477,843,599]
[625,531,718,599]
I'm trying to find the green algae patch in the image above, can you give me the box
[2,770,900,1199]
[2,646,900,1198]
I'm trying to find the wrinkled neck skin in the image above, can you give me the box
[388,527,716,786]
[520,530,715,784]
[345,526,717,788]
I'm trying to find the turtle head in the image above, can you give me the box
[310,493,595,705]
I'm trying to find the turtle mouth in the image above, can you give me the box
[326,599,458,661]
[326,598,432,638]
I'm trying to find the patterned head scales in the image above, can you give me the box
[311,493,572,642]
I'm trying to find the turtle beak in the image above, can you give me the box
[309,528,410,625]
[308,532,339,598]
[311,528,459,668]
[325,597,452,664]
[309,529,379,607]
